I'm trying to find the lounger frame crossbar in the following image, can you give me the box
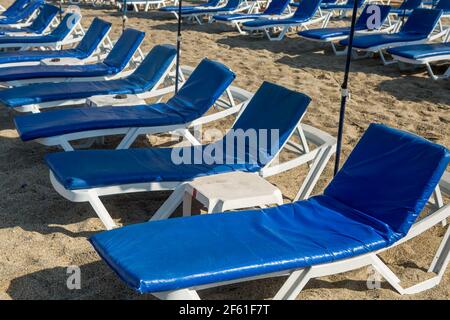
[242,8,332,41]
[48,78,337,230]
[150,173,450,300]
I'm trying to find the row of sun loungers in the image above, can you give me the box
[0,0,448,299]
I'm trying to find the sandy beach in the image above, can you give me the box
[0,0,449,299]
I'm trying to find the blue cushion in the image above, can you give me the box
[182,0,240,14]
[103,29,145,69]
[0,4,59,35]
[387,42,450,60]
[159,0,221,11]
[0,0,42,25]
[340,33,428,49]
[44,82,310,190]
[321,0,364,10]
[14,58,235,140]
[89,123,449,293]
[1,0,32,18]
[73,18,112,57]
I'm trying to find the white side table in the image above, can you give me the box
[86,94,146,107]
[183,172,284,215]
[40,57,85,66]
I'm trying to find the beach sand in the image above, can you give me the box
[0,1,448,299]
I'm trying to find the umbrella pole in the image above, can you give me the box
[175,0,182,94]
[333,0,360,176]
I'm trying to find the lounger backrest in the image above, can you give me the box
[27,4,59,33]
[355,5,391,29]
[435,0,450,10]
[103,29,145,70]
[208,0,222,6]
[74,18,112,56]
[49,13,81,40]
[166,58,236,120]
[400,8,442,35]
[7,0,42,22]
[324,123,450,236]
[264,0,290,15]
[229,82,311,165]
[127,44,177,90]
[222,0,241,10]
[398,0,422,10]
[293,0,322,19]
[2,0,31,17]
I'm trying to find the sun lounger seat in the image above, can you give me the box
[0,3,58,35]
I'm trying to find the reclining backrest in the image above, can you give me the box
[294,0,322,19]
[74,18,112,57]
[48,12,81,40]
[166,58,236,120]
[400,8,442,35]
[398,0,422,10]
[7,0,42,22]
[208,0,222,6]
[103,29,145,70]
[2,0,31,17]
[264,0,290,15]
[128,44,177,90]
[324,123,450,236]
[435,0,450,10]
[228,81,311,165]
[222,0,241,10]
[28,4,59,33]
[355,4,391,29]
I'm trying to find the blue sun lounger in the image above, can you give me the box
[44,82,336,230]
[390,0,422,17]
[14,58,237,151]
[0,0,32,19]
[388,42,450,79]
[0,0,42,26]
[0,18,112,68]
[0,12,84,51]
[213,0,291,34]
[181,0,250,24]
[339,8,443,64]
[299,5,392,55]
[0,3,58,36]
[89,123,450,299]
[159,0,223,19]
[320,0,365,15]
[3,44,177,112]
[242,0,331,41]
[0,28,144,87]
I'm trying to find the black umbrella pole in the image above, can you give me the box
[333,0,360,176]
[175,0,182,94]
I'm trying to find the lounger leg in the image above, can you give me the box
[153,289,201,300]
[425,62,439,81]
[428,225,450,275]
[379,50,397,65]
[87,191,117,230]
[151,183,186,221]
[59,140,75,152]
[273,268,312,300]
[182,191,193,217]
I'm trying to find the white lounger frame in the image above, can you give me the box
[11,51,175,113]
[242,8,332,41]
[149,172,450,300]
[181,0,252,25]
[48,78,337,230]
[164,0,227,20]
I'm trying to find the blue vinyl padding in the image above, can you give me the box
[159,0,221,11]
[4,44,176,108]
[45,82,310,190]
[0,28,143,87]
[243,0,321,28]
[0,18,111,65]
[182,0,240,14]
[340,9,443,48]
[435,0,450,13]
[321,0,365,10]
[15,58,235,141]
[0,4,58,35]
[0,0,42,25]
[0,0,31,18]
[387,42,450,59]
[390,0,422,14]
[89,123,450,293]
[0,12,78,45]
[299,5,391,40]
[213,0,289,21]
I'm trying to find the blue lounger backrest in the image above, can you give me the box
[435,0,450,10]
[127,44,177,90]
[48,12,81,40]
[325,123,449,237]
[228,81,311,165]
[398,0,422,10]
[222,0,241,10]
[4,0,42,23]
[103,29,145,70]
[2,0,31,17]
[74,18,112,57]
[355,5,391,29]
[264,0,290,15]
[294,0,323,19]
[400,8,442,35]
[27,4,59,33]
[166,58,236,119]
